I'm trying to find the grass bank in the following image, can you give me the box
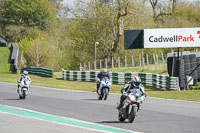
[0,47,10,73]
[0,73,200,102]
[93,63,168,74]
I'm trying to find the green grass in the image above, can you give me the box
[145,87,200,101]
[0,47,10,73]
[1,47,200,102]
[108,67,167,74]
[106,64,168,74]
[191,82,200,90]
[0,72,200,102]
[0,73,123,93]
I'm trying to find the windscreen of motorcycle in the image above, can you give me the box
[128,92,136,102]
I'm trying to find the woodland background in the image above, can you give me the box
[0,0,200,71]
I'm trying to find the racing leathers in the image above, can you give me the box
[116,81,146,109]
[17,74,31,92]
[96,72,111,95]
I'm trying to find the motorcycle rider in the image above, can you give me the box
[96,68,111,95]
[17,70,31,93]
[116,76,146,109]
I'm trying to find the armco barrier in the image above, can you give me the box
[62,70,180,91]
[21,67,53,78]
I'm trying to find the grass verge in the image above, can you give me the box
[0,73,200,102]
[0,47,10,73]
[96,64,168,74]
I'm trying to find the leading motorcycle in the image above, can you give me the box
[18,78,30,100]
[98,77,111,100]
[117,89,144,123]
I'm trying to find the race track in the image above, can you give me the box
[0,82,200,133]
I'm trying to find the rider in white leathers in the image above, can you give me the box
[17,71,31,93]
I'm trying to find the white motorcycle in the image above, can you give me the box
[117,89,145,123]
[98,77,112,100]
[18,78,30,100]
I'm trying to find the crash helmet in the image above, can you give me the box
[102,68,108,75]
[23,70,28,75]
[102,68,107,75]
[132,76,141,87]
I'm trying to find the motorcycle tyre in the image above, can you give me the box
[101,89,105,100]
[128,106,137,123]
[104,89,108,100]
[22,90,26,99]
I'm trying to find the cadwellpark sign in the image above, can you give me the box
[149,35,195,43]
[144,28,200,48]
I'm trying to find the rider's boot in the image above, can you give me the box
[17,85,20,93]
[116,97,123,109]
[96,82,100,95]
[98,88,101,95]
[116,95,126,109]
[96,88,99,95]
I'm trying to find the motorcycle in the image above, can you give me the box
[98,77,112,100]
[117,89,144,123]
[18,78,30,100]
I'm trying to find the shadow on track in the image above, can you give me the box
[81,99,100,101]
[4,98,20,100]
[97,121,128,124]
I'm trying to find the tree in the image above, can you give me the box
[0,0,56,41]
[163,1,200,28]
[18,29,61,70]
[63,0,155,69]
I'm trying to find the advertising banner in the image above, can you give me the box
[144,28,200,48]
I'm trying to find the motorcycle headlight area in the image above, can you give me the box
[128,94,137,102]
[102,82,106,86]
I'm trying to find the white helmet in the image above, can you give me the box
[103,68,107,73]
[23,70,28,75]
[132,76,141,87]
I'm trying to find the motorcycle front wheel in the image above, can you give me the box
[128,106,137,123]
[22,90,26,99]
[104,89,108,100]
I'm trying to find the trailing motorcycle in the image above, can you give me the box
[98,77,111,100]
[18,78,30,100]
[117,89,144,123]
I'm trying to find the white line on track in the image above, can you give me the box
[0,104,140,133]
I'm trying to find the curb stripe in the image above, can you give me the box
[0,105,138,133]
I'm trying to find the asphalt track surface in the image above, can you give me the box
[0,82,200,133]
